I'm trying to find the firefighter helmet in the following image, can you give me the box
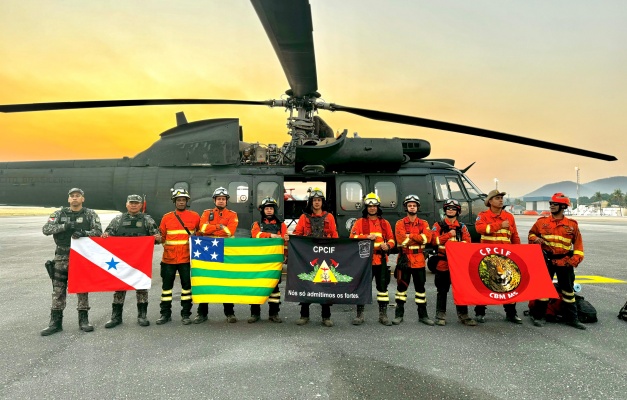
[443,199,462,214]
[171,188,190,202]
[403,194,420,207]
[259,196,278,210]
[363,192,381,206]
[309,188,325,200]
[550,192,571,207]
[212,187,230,200]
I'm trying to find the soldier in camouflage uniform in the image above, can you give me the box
[101,194,161,328]
[41,188,102,336]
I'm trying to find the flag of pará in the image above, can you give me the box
[447,242,559,305]
[285,236,373,304]
[190,236,283,304]
[68,237,154,293]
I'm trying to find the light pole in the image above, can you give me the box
[494,178,499,191]
[575,167,580,210]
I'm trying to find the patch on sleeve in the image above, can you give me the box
[48,213,56,222]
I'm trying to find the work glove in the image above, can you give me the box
[72,230,87,239]
[64,221,76,231]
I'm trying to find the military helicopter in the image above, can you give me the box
[0,0,616,241]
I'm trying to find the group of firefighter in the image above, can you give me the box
[40,185,586,336]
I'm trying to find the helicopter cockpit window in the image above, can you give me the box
[374,181,397,208]
[446,178,464,200]
[340,182,363,211]
[433,176,450,201]
[256,182,279,208]
[228,182,249,203]
[461,175,482,198]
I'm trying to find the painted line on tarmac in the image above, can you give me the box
[572,275,626,284]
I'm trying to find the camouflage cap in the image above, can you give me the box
[127,194,143,203]
[68,188,84,196]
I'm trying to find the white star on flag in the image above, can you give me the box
[195,238,202,245]
[194,250,201,258]
[211,252,218,260]
[204,246,209,251]
[212,239,219,247]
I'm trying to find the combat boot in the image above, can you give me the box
[105,303,123,329]
[296,317,309,326]
[392,303,404,325]
[137,303,150,327]
[418,304,435,326]
[322,318,334,327]
[566,319,587,330]
[435,311,446,326]
[226,315,237,323]
[247,315,260,323]
[457,313,477,326]
[156,313,172,325]
[268,314,282,323]
[352,305,365,325]
[378,305,392,326]
[78,310,94,332]
[41,310,63,336]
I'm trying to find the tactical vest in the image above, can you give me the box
[260,219,281,234]
[439,219,463,242]
[115,213,149,237]
[54,208,91,247]
[306,212,327,238]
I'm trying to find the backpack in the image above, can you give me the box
[618,300,627,321]
[527,293,598,323]
[575,295,597,323]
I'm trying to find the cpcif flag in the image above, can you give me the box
[190,236,283,304]
[68,237,154,293]
[447,242,558,305]
[285,236,373,304]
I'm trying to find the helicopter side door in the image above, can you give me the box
[335,175,366,237]
[252,175,284,224]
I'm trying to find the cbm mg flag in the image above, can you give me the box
[285,236,373,304]
[190,236,283,304]
[68,237,154,293]
[447,242,558,305]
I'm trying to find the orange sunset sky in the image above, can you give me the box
[1,1,625,197]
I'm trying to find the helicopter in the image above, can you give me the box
[0,0,617,241]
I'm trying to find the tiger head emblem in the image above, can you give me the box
[479,254,521,293]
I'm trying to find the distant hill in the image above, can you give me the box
[524,176,627,198]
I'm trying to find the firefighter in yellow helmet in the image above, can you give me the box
[350,193,395,325]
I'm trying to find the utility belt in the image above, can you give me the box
[401,247,424,255]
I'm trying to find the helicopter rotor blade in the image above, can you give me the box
[330,104,617,161]
[0,99,274,113]
[251,0,317,98]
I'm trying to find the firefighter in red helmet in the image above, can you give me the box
[528,193,586,329]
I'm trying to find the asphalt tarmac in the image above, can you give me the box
[1,214,626,399]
